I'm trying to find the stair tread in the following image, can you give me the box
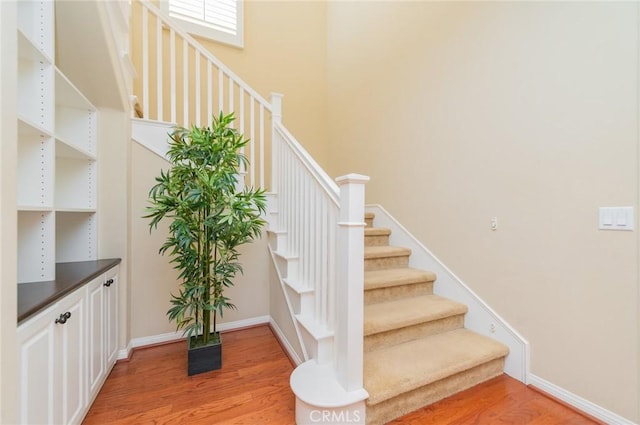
[364,295,467,336]
[364,328,509,405]
[365,227,391,236]
[365,212,375,219]
[364,246,411,259]
[365,268,435,290]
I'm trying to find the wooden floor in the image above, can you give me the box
[84,325,600,424]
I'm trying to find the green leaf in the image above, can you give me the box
[144,112,266,338]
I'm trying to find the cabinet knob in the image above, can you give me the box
[103,278,114,287]
[55,312,72,325]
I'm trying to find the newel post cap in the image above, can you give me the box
[335,173,370,186]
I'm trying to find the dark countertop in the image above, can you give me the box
[18,258,121,324]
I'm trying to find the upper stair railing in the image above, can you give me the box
[132,0,368,407]
[132,0,270,189]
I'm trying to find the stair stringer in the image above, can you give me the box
[365,204,530,383]
[266,228,336,366]
[131,117,174,160]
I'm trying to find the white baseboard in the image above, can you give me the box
[528,374,636,425]
[117,315,271,360]
[269,317,303,366]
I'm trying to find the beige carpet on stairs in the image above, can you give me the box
[363,211,509,425]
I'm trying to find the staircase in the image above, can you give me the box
[363,212,509,424]
[130,2,525,424]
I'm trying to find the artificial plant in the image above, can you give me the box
[145,112,266,347]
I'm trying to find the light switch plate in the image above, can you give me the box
[599,207,634,231]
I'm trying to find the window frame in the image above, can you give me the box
[160,0,244,49]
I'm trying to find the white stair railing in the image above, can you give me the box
[133,1,369,415]
[133,0,270,189]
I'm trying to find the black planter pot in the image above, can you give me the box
[187,332,222,376]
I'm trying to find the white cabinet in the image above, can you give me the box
[17,286,85,425]
[16,0,98,284]
[87,265,119,403]
[104,267,119,367]
[87,277,105,399]
[17,304,56,425]
[56,286,86,425]
[18,265,119,425]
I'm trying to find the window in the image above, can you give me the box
[161,0,243,48]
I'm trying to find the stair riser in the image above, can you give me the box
[364,255,409,271]
[365,357,506,425]
[364,315,464,352]
[365,217,374,227]
[364,281,433,305]
[364,235,389,247]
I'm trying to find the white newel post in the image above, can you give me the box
[335,173,370,392]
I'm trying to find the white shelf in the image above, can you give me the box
[18,30,54,64]
[55,69,94,111]
[18,206,54,212]
[18,117,54,138]
[18,211,55,283]
[55,70,97,157]
[55,208,96,213]
[17,0,100,283]
[56,138,96,160]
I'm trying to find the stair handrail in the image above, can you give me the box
[271,97,367,393]
[138,0,272,116]
[134,0,272,189]
[273,121,339,206]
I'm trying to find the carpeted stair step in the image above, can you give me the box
[365,211,375,228]
[364,268,436,304]
[364,295,467,352]
[364,227,391,247]
[364,246,411,271]
[364,329,509,425]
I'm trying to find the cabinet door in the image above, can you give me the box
[104,267,119,367]
[55,287,86,425]
[87,275,105,401]
[17,305,57,425]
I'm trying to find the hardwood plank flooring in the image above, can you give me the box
[83,325,601,424]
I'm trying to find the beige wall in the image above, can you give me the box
[327,1,639,421]
[196,0,329,167]
[130,142,270,339]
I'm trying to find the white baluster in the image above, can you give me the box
[218,70,224,114]
[170,28,176,123]
[142,7,149,119]
[259,103,264,188]
[195,51,201,126]
[156,13,162,121]
[239,88,245,174]
[207,62,212,124]
[250,97,255,188]
[228,80,234,127]
[182,38,188,127]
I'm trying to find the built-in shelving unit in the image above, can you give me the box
[17,0,98,284]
